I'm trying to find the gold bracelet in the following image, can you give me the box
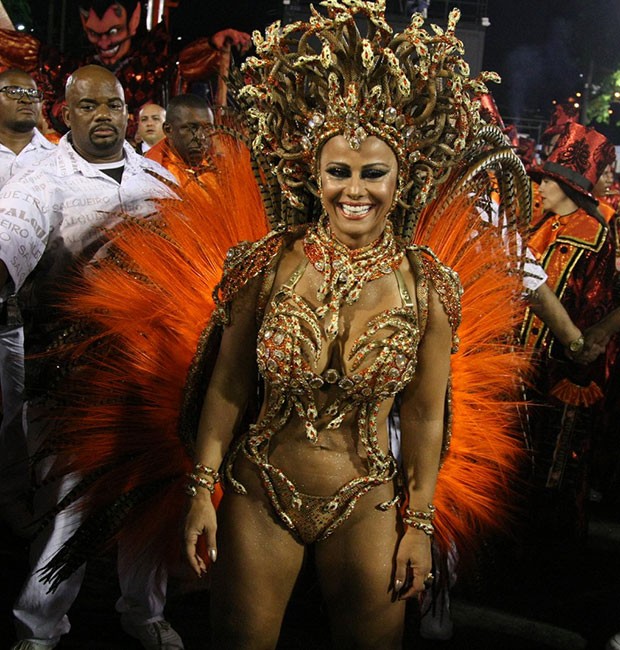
[402,504,436,536]
[405,504,436,521]
[188,473,216,491]
[407,519,435,536]
[185,483,199,497]
[185,481,215,496]
[193,462,220,482]
[185,467,219,497]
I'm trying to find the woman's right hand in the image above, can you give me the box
[184,492,218,577]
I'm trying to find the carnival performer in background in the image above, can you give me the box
[145,94,214,183]
[539,103,580,162]
[523,123,617,541]
[0,0,251,139]
[34,2,534,647]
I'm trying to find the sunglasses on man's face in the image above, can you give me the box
[0,86,44,101]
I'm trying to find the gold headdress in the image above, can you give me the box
[239,0,500,235]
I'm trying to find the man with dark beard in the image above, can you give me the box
[0,68,55,537]
[0,65,181,650]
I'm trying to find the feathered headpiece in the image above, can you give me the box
[239,0,500,236]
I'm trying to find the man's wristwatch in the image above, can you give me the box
[568,335,585,354]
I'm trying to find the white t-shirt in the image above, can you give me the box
[0,128,56,189]
[0,134,178,374]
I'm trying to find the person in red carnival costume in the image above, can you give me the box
[539,103,580,161]
[583,166,620,649]
[585,146,620,513]
[476,92,518,150]
[0,0,251,140]
[475,95,539,171]
[516,135,537,171]
[530,103,581,225]
[522,122,617,541]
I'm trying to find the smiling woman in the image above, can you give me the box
[38,3,533,649]
[319,136,398,249]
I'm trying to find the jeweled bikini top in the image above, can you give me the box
[255,220,420,442]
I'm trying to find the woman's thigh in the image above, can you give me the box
[210,461,306,649]
[314,485,406,650]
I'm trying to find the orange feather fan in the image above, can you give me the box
[39,135,269,586]
[40,134,532,588]
[415,187,532,560]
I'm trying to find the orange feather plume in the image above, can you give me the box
[41,135,532,587]
[415,188,532,560]
[40,134,268,585]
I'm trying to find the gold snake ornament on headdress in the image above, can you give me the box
[238,0,501,236]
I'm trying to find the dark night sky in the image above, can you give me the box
[19,0,620,139]
[482,0,577,120]
[168,0,620,133]
[482,0,620,135]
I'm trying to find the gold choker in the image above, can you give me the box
[303,217,404,338]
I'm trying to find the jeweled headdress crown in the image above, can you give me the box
[239,0,499,235]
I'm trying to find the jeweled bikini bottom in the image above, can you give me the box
[242,446,397,544]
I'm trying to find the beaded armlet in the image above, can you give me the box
[409,245,462,353]
[212,227,288,325]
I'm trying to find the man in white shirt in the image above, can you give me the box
[0,69,55,186]
[0,65,182,650]
[0,68,55,534]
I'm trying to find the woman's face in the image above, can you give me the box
[539,177,577,215]
[318,135,398,249]
[594,164,615,198]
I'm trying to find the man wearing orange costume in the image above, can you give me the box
[145,93,217,196]
[0,0,250,139]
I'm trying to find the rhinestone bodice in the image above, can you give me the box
[222,227,462,541]
[258,262,417,391]
[255,254,419,443]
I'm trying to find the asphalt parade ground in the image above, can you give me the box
[2,501,620,649]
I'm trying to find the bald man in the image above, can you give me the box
[135,102,166,154]
[0,65,183,650]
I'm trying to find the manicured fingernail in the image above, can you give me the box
[394,579,403,591]
[209,548,217,563]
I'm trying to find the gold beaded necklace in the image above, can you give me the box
[303,216,404,339]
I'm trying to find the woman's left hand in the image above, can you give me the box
[392,528,433,599]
